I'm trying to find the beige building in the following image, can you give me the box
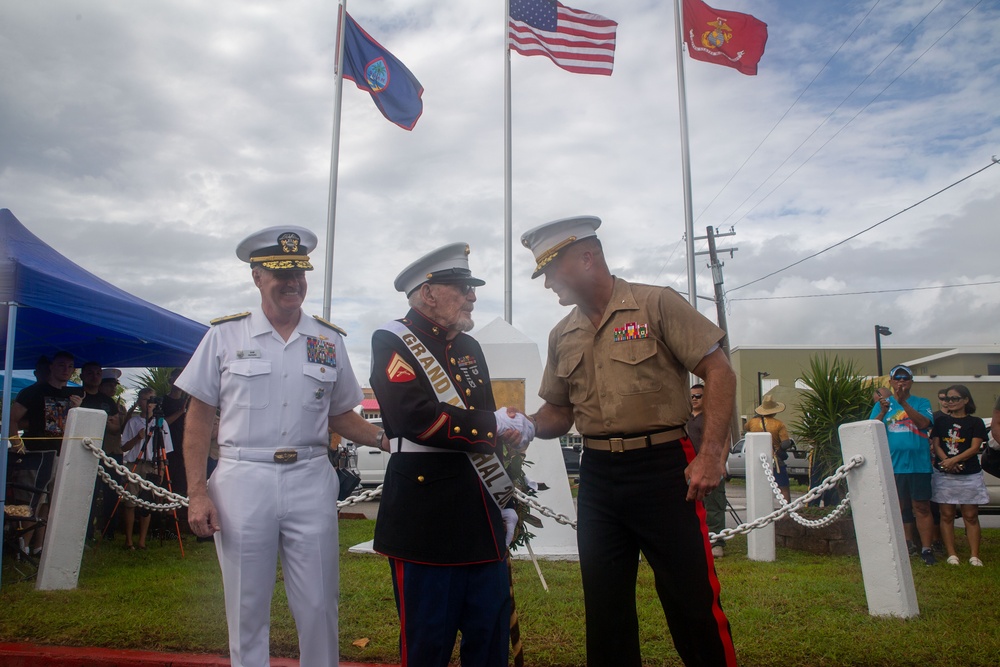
[730,345,1000,436]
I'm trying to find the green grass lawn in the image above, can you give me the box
[2,520,999,666]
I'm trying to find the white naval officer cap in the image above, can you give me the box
[236,226,317,271]
[520,215,601,279]
[393,242,486,296]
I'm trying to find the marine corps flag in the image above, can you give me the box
[341,12,424,130]
[682,0,768,75]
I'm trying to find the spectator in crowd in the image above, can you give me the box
[930,384,989,566]
[9,351,83,454]
[870,364,936,565]
[521,216,737,667]
[688,383,728,558]
[161,368,189,497]
[932,388,950,422]
[370,242,531,667]
[79,361,122,541]
[97,369,127,540]
[8,351,83,555]
[745,394,792,503]
[121,388,173,550]
[177,225,382,667]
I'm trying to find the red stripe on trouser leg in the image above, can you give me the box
[680,436,738,666]
[393,558,409,667]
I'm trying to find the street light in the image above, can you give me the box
[757,371,770,406]
[875,325,892,376]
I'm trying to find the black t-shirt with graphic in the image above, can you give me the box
[14,382,85,453]
[930,414,987,475]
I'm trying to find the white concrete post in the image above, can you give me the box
[745,432,775,561]
[839,420,919,617]
[36,407,106,591]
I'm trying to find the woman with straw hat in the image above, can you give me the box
[745,395,792,502]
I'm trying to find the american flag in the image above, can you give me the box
[508,0,617,76]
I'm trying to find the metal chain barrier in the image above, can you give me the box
[82,438,187,512]
[758,453,855,528]
[515,489,578,529]
[82,437,865,543]
[337,485,383,508]
[707,454,865,542]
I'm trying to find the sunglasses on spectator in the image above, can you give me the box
[891,375,911,381]
[690,393,703,399]
[942,396,964,402]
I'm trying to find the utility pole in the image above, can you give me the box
[695,226,742,446]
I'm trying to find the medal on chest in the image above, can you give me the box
[306,336,337,368]
[613,321,649,342]
[453,354,481,390]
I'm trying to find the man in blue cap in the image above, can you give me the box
[521,216,738,667]
[870,364,936,565]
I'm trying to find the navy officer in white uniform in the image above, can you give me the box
[177,225,385,667]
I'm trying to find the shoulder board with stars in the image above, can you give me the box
[313,315,347,337]
[210,312,251,326]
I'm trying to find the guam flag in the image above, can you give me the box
[341,13,424,130]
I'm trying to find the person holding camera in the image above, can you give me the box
[745,394,792,502]
[121,388,173,550]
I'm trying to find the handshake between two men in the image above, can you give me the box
[493,407,536,453]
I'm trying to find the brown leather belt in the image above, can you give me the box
[583,428,686,453]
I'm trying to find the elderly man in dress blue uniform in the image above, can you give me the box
[177,226,385,667]
[370,242,534,667]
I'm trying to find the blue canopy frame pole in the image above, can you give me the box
[0,301,19,588]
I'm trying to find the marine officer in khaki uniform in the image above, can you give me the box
[177,225,385,667]
[521,216,738,667]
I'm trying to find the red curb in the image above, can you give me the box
[0,643,400,667]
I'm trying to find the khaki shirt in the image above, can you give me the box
[539,278,724,436]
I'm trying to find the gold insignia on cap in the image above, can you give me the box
[463,245,470,255]
[278,232,301,254]
[471,429,478,436]
[453,427,461,433]
[535,236,577,273]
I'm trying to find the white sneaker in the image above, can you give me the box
[711,544,724,559]
[969,557,984,567]
[946,555,959,566]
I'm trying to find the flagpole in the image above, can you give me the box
[323,0,349,321]
[672,0,698,308]
[503,0,513,324]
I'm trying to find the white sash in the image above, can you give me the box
[380,320,514,509]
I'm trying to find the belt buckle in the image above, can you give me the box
[609,437,625,453]
[273,449,298,464]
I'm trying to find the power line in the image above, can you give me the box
[694,0,884,225]
[728,0,984,228]
[721,0,947,229]
[726,158,999,293]
[728,279,1000,302]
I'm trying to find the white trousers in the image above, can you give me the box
[209,454,340,667]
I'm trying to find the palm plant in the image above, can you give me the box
[791,355,874,499]
[132,367,176,400]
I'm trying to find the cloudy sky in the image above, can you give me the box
[3,0,999,384]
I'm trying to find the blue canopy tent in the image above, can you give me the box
[1,209,208,581]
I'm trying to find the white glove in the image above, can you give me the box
[502,507,519,546]
[494,408,536,452]
[509,412,535,452]
[494,407,520,436]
